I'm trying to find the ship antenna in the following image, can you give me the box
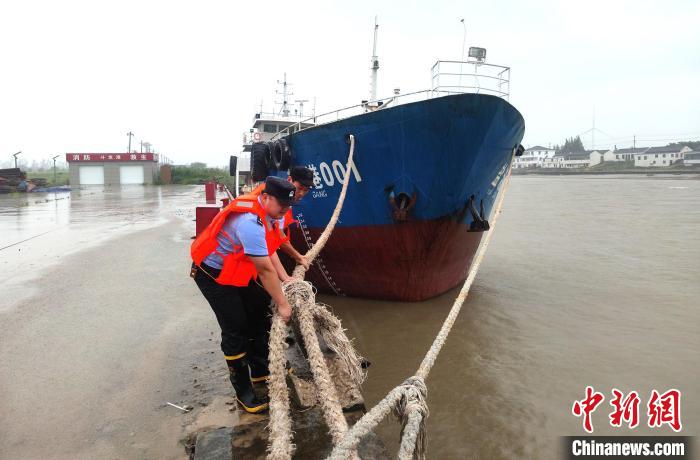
[294,99,309,117]
[369,17,379,102]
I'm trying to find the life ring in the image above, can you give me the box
[253,132,262,141]
[271,138,291,171]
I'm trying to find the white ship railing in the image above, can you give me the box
[430,60,510,99]
[254,111,309,122]
[271,60,511,140]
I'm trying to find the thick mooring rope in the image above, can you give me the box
[327,158,515,460]
[267,135,364,460]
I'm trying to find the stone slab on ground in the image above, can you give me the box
[194,427,234,460]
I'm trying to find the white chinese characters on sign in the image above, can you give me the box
[67,153,155,162]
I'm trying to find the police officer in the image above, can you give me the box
[190,176,296,413]
[278,166,315,268]
[288,165,314,200]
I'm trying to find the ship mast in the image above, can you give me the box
[369,17,379,102]
[277,73,293,117]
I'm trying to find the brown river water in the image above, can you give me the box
[327,174,699,458]
[1,175,698,459]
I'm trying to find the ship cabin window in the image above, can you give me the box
[263,123,278,133]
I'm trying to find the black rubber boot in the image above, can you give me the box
[227,357,268,414]
[247,334,270,385]
[248,355,270,384]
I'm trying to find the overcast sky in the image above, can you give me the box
[1,0,699,167]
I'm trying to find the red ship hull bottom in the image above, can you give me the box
[288,218,484,302]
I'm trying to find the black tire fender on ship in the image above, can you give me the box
[251,142,270,182]
[271,138,291,171]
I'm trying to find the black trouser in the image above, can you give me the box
[193,263,271,366]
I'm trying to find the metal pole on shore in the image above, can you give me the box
[52,155,59,184]
[127,131,134,153]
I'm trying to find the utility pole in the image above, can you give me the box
[52,155,59,184]
[633,134,636,149]
[140,140,144,153]
[13,151,21,168]
[127,131,134,153]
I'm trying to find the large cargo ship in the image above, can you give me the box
[235,42,525,301]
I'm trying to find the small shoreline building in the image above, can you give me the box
[632,146,690,167]
[66,153,160,185]
[534,144,691,169]
[684,151,700,166]
[544,150,609,168]
[514,145,556,168]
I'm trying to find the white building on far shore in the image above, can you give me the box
[589,149,612,166]
[514,145,556,168]
[684,151,700,166]
[608,147,647,162]
[544,151,594,168]
[530,144,692,169]
[633,145,690,167]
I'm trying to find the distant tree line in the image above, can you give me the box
[667,140,700,151]
[0,158,68,171]
[552,136,585,154]
[551,136,699,154]
[170,163,234,187]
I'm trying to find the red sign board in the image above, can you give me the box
[66,153,158,162]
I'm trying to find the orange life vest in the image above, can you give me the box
[244,182,296,243]
[190,195,286,286]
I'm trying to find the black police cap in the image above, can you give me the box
[290,166,314,187]
[263,176,296,205]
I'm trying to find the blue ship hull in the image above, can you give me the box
[281,93,525,301]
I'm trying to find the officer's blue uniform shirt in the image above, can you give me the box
[204,199,285,269]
